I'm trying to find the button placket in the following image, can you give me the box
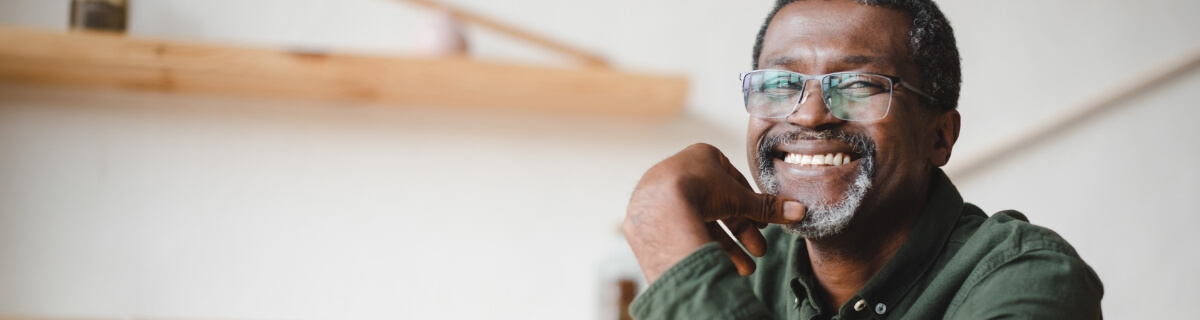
[853,299,867,311]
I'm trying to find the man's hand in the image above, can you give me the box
[623,143,806,284]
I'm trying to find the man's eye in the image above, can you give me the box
[835,78,887,97]
[761,87,798,98]
[839,79,884,89]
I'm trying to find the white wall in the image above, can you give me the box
[936,2,1200,319]
[0,84,744,320]
[955,65,1200,320]
[1,0,1198,319]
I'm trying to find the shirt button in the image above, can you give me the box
[854,299,867,311]
[875,303,887,314]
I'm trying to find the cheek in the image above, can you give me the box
[871,119,929,174]
[895,113,935,159]
[746,119,779,188]
[747,118,770,141]
[746,120,771,166]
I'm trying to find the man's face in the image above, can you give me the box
[747,0,940,237]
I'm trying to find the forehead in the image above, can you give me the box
[759,0,912,74]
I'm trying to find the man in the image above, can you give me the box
[622,0,1104,319]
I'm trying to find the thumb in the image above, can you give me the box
[743,193,806,224]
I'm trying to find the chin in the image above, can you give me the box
[751,128,878,238]
[772,155,874,239]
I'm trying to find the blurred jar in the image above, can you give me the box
[70,0,128,32]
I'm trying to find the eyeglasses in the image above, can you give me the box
[740,69,931,121]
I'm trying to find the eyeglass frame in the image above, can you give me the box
[739,69,933,121]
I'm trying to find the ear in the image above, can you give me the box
[930,109,960,167]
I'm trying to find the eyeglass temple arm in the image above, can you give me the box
[895,79,932,99]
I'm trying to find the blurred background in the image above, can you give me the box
[0,0,1198,319]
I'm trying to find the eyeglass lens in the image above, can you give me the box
[742,70,894,121]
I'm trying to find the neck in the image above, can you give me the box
[804,174,930,312]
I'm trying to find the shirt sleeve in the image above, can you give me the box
[946,247,1105,319]
[628,242,776,320]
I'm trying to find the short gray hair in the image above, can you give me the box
[751,0,962,112]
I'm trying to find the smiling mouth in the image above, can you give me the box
[779,152,859,166]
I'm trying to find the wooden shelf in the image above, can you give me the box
[0,26,687,118]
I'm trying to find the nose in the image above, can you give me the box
[785,79,845,129]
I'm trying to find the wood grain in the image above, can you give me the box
[0,26,687,118]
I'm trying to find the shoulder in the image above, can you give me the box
[967,210,1083,260]
[944,209,1105,319]
[957,209,1097,287]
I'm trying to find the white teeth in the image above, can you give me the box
[784,153,801,164]
[782,152,854,167]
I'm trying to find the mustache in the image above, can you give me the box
[757,129,874,159]
[755,128,876,195]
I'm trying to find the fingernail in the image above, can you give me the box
[784,201,805,221]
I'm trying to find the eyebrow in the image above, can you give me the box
[840,54,886,66]
[763,54,889,70]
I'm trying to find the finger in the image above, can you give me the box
[722,218,768,257]
[707,222,756,276]
[678,143,805,224]
[715,150,756,190]
[745,193,807,224]
[684,143,756,191]
[702,186,807,224]
[713,145,807,224]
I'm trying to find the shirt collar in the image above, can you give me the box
[786,168,964,316]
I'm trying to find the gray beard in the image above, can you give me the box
[757,130,875,239]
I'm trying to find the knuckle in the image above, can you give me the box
[685,142,718,154]
[622,212,640,238]
[755,194,777,220]
[684,143,724,162]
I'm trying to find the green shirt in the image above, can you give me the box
[629,170,1104,319]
